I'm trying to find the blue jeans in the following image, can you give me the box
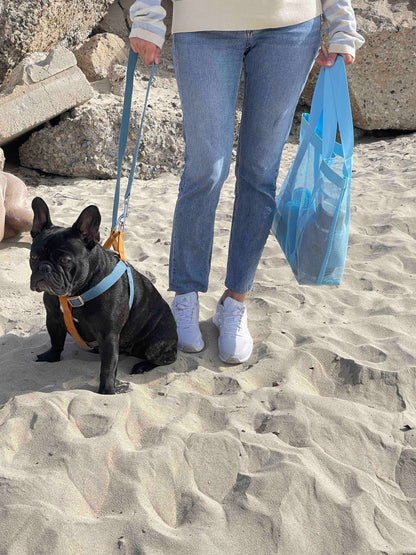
[169,18,321,294]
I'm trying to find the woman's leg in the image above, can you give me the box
[169,31,246,294]
[225,17,322,294]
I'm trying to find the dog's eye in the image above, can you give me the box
[30,254,39,260]
[60,257,70,264]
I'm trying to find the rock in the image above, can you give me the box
[96,1,131,40]
[0,46,94,147]
[74,33,128,82]
[19,92,184,180]
[0,148,4,171]
[302,0,416,130]
[1,53,49,91]
[1,47,77,91]
[91,78,112,96]
[0,0,114,83]
[108,64,128,96]
[97,0,173,41]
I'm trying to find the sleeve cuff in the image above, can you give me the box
[328,43,356,58]
[129,28,165,50]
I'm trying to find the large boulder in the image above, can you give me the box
[19,89,184,180]
[302,0,416,130]
[0,0,114,83]
[0,46,94,147]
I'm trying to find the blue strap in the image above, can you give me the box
[126,266,134,309]
[277,58,352,214]
[322,65,338,162]
[125,61,155,207]
[321,57,354,177]
[274,67,325,217]
[112,49,155,230]
[317,58,353,284]
[330,56,354,161]
[288,67,325,181]
[112,49,137,230]
[68,260,134,310]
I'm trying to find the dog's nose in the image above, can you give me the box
[39,262,53,274]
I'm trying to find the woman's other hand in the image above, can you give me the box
[315,43,354,67]
[130,37,160,65]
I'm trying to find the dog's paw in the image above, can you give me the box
[130,361,157,374]
[98,379,130,395]
[36,349,61,363]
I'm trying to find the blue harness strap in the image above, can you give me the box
[68,260,134,310]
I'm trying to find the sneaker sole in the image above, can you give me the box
[220,352,252,364]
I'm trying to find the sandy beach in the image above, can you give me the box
[0,129,415,553]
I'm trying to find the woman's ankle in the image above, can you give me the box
[221,289,246,304]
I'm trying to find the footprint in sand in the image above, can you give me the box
[396,449,416,498]
[213,376,241,396]
[365,224,393,236]
[68,394,115,438]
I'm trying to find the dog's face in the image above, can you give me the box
[30,197,101,296]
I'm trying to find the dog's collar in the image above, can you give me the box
[67,259,134,310]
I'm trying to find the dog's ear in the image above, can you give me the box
[72,205,101,246]
[31,197,52,238]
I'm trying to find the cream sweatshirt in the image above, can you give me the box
[130,0,364,57]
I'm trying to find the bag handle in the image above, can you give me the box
[276,67,325,211]
[275,58,353,222]
[274,69,326,220]
[288,58,354,182]
[321,57,354,176]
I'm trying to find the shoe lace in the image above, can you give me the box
[222,305,245,333]
[174,300,195,328]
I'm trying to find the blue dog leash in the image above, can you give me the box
[60,50,155,349]
[102,50,155,278]
[112,49,156,232]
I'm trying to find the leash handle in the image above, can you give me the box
[112,49,155,231]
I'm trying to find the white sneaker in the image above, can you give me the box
[213,296,253,363]
[171,292,204,353]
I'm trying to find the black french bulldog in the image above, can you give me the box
[30,197,177,395]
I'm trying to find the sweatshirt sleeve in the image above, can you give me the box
[129,0,167,49]
[322,0,365,58]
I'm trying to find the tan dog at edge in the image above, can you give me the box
[0,172,33,240]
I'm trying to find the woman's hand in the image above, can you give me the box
[130,37,160,65]
[315,43,354,67]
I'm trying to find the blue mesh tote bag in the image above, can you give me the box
[271,57,353,285]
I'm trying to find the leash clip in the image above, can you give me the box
[116,198,130,232]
